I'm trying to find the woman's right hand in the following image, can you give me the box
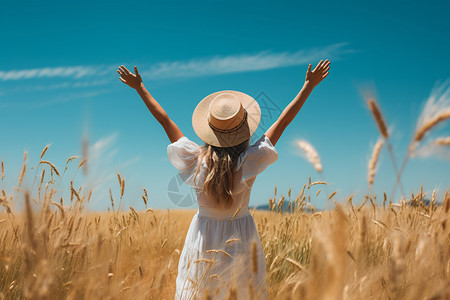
[305,59,330,88]
[117,65,143,90]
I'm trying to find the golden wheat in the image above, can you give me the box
[367,98,389,138]
[0,154,449,299]
[18,162,26,187]
[39,160,60,176]
[434,136,450,145]
[414,109,450,142]
[1,160,4,180]
[296,140,323,173]
[40,144,50,159]
[368,138,384,188]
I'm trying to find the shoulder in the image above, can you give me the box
[167,136,203,171]
[255,134,276,148]
[167,136,202,151]
[244,135,278,156]
[235,135,278,170]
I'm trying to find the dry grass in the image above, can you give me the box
[434,136,450,146]
[414,109,450,142]
[296,140,323,173]
[0,154,449,299]
[367,98,389,138]
[368,138,384,189]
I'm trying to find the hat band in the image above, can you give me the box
[208,109,248,133]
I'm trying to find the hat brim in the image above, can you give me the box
[192,90,261,147]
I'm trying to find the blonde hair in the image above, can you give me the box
[194,139,250,208]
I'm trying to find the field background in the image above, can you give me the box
[1,178,449,299]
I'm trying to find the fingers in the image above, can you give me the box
[119,65,131,76]
[315,59,330,75]
[322,60,330,74]
[117,68,126,78]
[313,60,323,72]
[117,69,125,77]
[117,69,127,83]
[319,59,330,70]
[134,66,140,76]
[307,64,312,73]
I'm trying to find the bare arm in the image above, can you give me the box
[117,65,184,143]
[265,59,330,146]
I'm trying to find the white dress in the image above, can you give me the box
[167,135,278,300]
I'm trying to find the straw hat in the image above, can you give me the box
[192,90,261,147]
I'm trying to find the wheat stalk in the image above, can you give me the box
[414,109,450,142]
[18,163,26,188]
[39,160,60,176]
[251,242,258,274]
[284,258,307,273]
[142,188,148,208]
[308,181,327,188]
[328,191,337,200]
[296,140,323,173]
[121,179,125,198]
[193,259,214,264]
[225,238,240,244]
[366,98,405,200]
[40,144,50,159]
[434,136,450,145]
[367,98,389,138]
[66,156,78,164]
[205,249,232,258]
[78,158,87,170]
[231,208,241,221]
[368,138,384,189]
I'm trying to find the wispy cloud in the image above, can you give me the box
[0,90,109,109]
[0,66,98,81]
[81,133,141,210]
[9,79,110,93]
[143,42,350,79]
[0,43,351,82]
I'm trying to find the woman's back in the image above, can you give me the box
[168,134,278,219]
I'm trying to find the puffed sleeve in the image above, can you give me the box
[167,136,203,187]
[167,136,202,170]
[236,135,278,183]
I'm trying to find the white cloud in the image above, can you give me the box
[143,43,349,79]
[0,65,98,80]
[0,43,350,82]
[80,133,141,210]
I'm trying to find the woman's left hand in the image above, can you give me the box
[117,65,143,90]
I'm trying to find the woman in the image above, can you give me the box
[117,59,330,299]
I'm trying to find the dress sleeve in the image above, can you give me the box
[236,135,278,183]
[167,136,202,171]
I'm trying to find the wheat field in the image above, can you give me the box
[0,154,449,299]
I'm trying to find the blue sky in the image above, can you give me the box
[1,0,449,211]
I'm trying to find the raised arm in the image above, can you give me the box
[265,59,330,146]
[117,65,183,143]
